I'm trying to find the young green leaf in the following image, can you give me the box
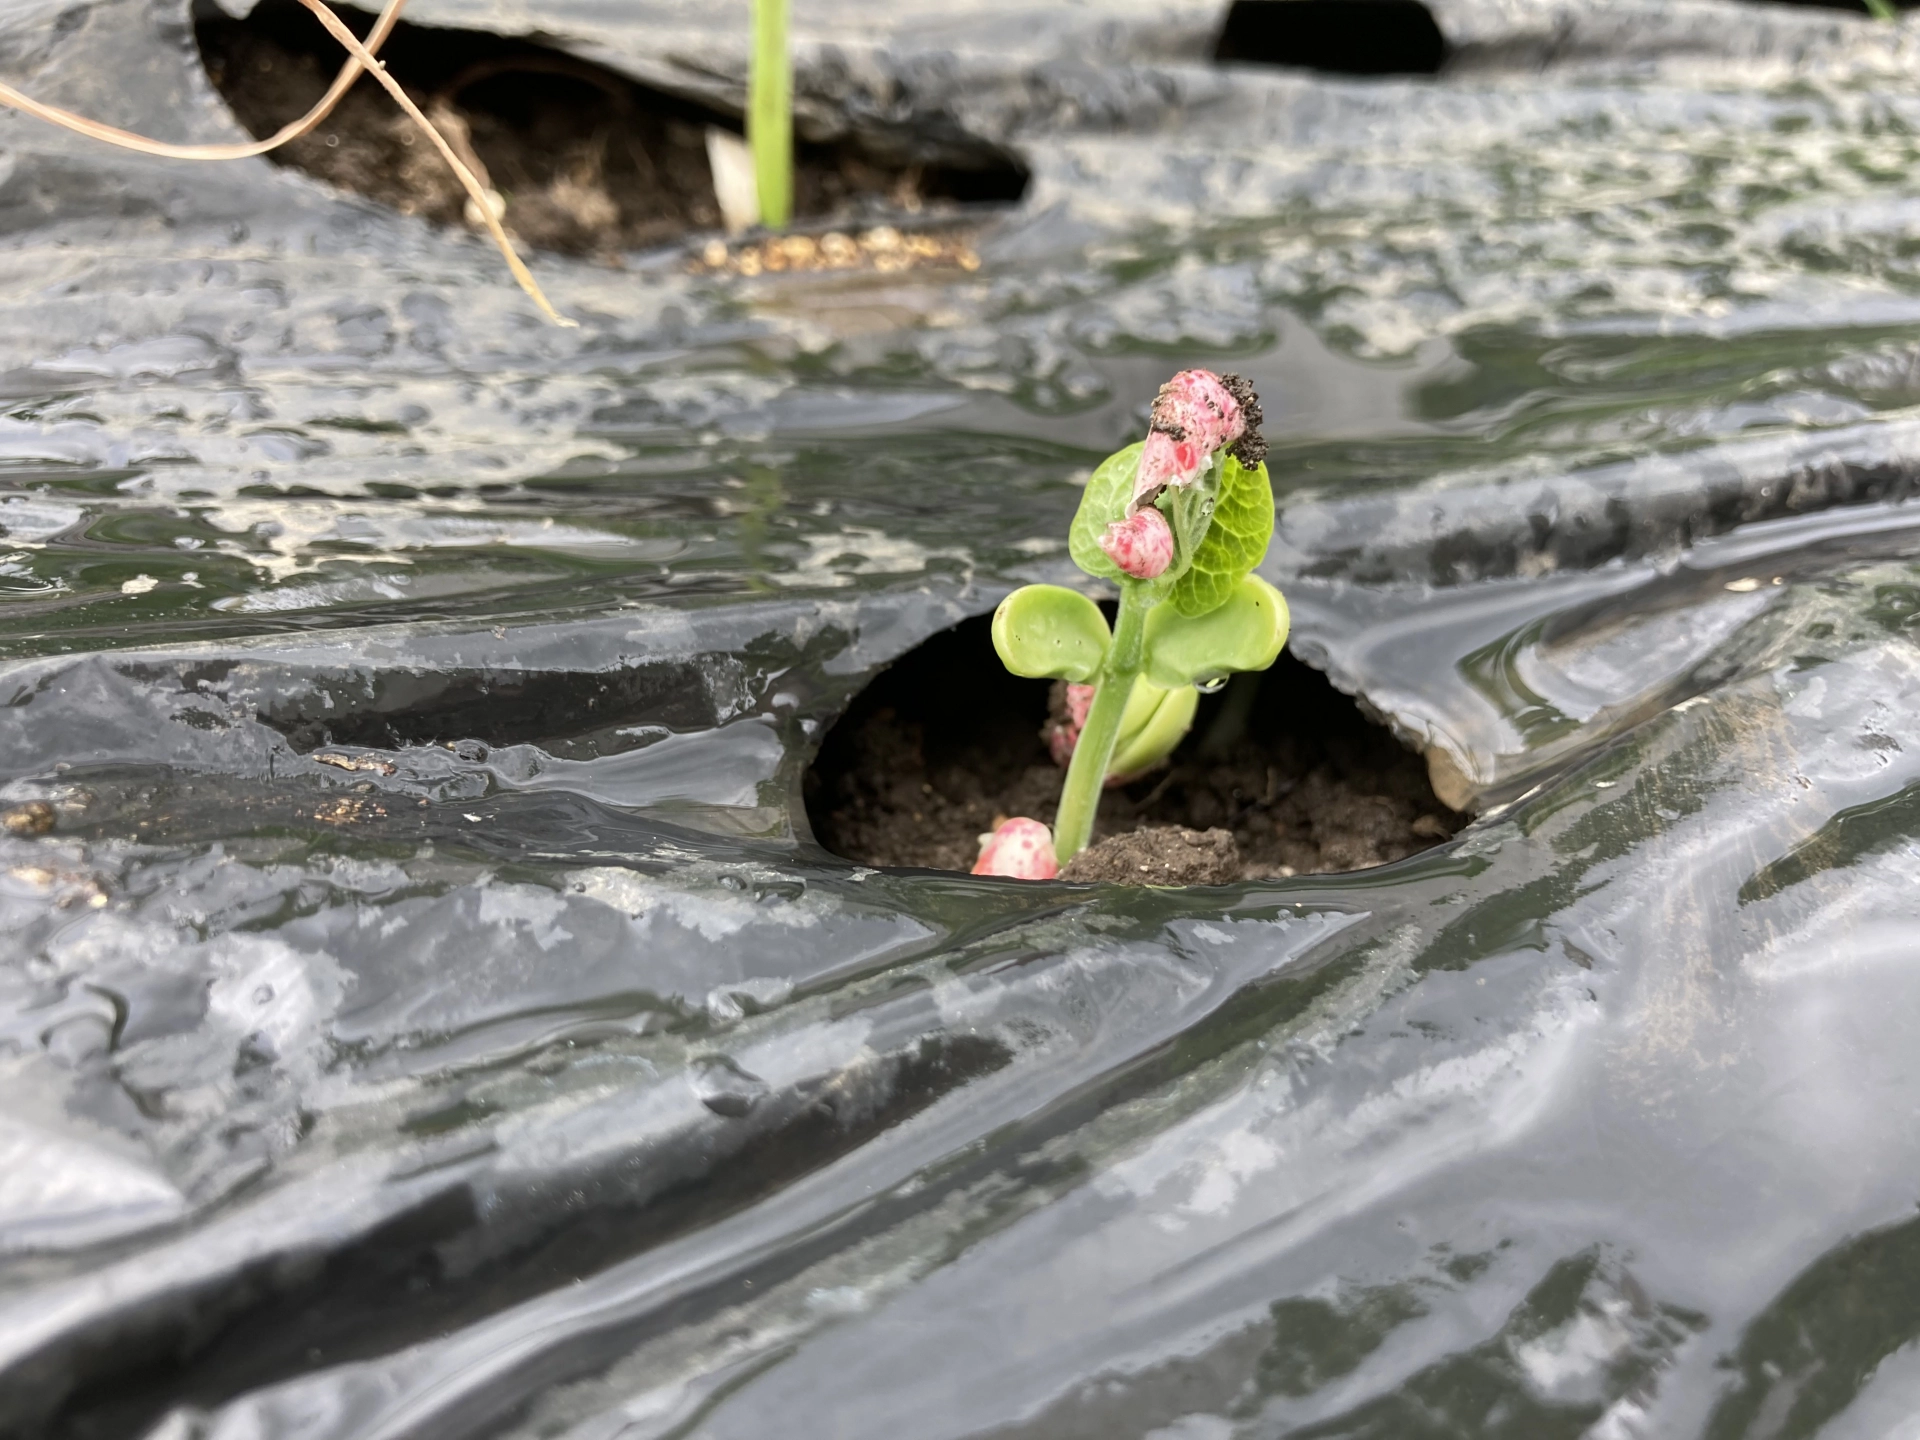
[1067,443,1141,582]
[1165,455,1273,619]
[991,584,1112,682]
[1159,456,1224,574]
[1143,574,1289,689]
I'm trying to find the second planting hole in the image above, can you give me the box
[805,612,1465,884]
[1213,0,1450,77]
[195,0,1030,260]
[1742,1,1920,11]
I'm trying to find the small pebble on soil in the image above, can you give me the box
[693,228,981,277]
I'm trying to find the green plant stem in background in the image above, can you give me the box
[1867,0,1898,20]
[1198,670,1260,758]
[1053,584,1153,860]
[749,0,792,229]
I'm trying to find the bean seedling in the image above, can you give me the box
[976,370,1289,879]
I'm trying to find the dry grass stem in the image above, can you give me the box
[0,0,407,159]
[292,0,575,326]
[0,0,573,326]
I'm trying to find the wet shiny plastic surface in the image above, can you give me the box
[7,1,1920,1435]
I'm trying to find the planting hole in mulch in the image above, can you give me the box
[1745,0,1920,11]
[1213,0,1449,77]
[805,612,1467,884]
[196,0,1030,260]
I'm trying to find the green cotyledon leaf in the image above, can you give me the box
[1067,443,1141,582]
[1166,454,1273,618]
[1144,574,1289,689]
[991,584,1111,682]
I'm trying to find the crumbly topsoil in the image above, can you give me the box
[197,1,1021,260]
[806,619,1466,884]
[1059,826,1242,885]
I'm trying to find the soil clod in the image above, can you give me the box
[1059,826,1240,886]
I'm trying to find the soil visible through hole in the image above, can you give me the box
[806,613,1466,883]
[196,0,1028,259]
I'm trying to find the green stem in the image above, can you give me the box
[1867,0,1898,19]
[1054,583,1152,861]
[749,0,792,230]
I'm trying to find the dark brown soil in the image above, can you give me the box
[1059,826,1241,885]
[197,0,1026,259]
[805,612,1467,883]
